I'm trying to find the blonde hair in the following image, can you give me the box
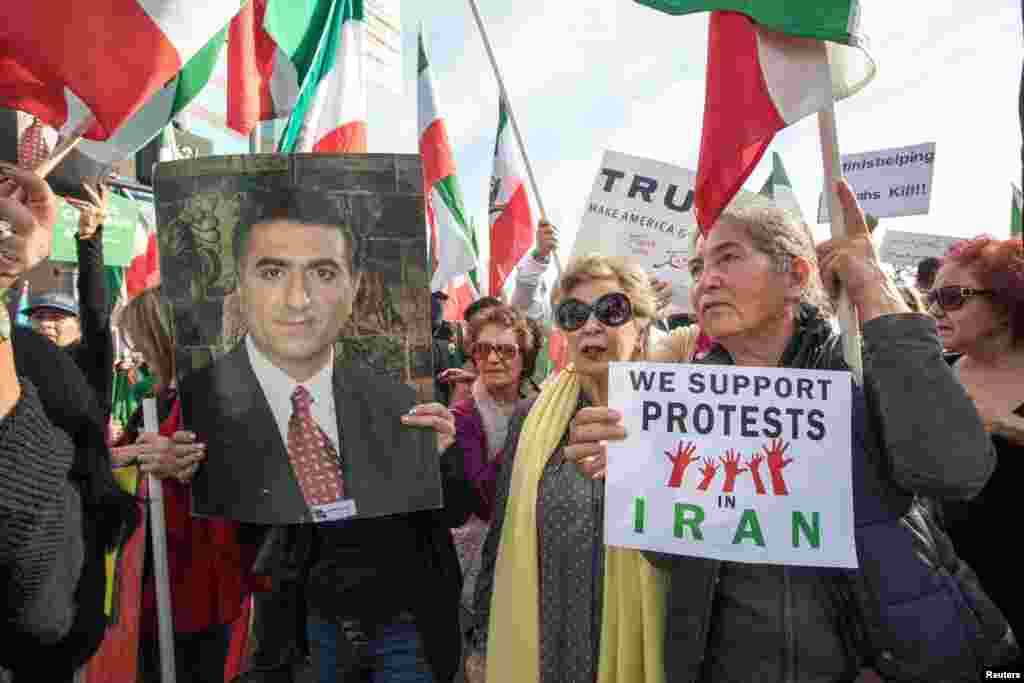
[690,193,831,314]
[118,287,176,388]
[558,253,659,331]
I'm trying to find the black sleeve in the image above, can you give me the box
[0,379,83,644]
[433,441,475,529]
[73,230,114,419]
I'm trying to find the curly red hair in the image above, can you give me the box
[942,235,1024,343]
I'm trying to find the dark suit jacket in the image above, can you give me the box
[182,343,442,525]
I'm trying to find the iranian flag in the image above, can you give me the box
[0,2,238,162]
[418,29,479,319]
[758,151,804,221]
[226,0,333,135]
[488,98,534,298]
[279,0,367,153]
[635,1,875,233]
[124,172,164,299]
[1012,184,1022,238]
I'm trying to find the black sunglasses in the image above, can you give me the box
[926,286,995,312]
[555,292,634,332]
[470,342,520,362]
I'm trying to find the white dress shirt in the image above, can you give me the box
[245,335,340,453]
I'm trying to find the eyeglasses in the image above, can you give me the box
[555,292,634,332]
[925,286,995,312]
[470,342,520,362]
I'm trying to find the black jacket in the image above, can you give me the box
[242,439,475,683]
[646,310,1007,682]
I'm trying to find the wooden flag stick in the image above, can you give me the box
[465,0,562,278]
[33,116,94,179]
[143,398,177,683]
[818,104,864,385]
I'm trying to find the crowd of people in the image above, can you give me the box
[1,149,1023,683]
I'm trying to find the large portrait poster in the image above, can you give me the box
[569,150,697,312]
[604,362,857,568]
[153,153,441,525]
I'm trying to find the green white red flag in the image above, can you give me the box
[488,98,534,297]
[1012,183,1022,238]
[417,29,479,319]
[279,0,367,153]
[0,2,237,162]
[124,184,163,299]
[636,0,875,233]
[758,151,804,221]
[226,0,331,135]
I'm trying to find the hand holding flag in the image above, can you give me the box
[816,179,908,323]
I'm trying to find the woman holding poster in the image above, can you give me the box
[567,182,1014,681]
[467,255,667,683]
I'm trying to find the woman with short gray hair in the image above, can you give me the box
[568,181,1011,681]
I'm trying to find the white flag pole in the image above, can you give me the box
[34,116,94,179]
[465,0,562,278]
[143,398,177,683]
[818,103,864,385]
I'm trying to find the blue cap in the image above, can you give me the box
[23,292,79,318]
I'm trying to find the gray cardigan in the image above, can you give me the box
[0,378,84,647]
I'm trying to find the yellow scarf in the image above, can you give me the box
[486,366,667,683]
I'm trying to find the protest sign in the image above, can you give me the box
[880,229,962,280]
[154,153,440,525]
[817,142,936,222]
[50,192,139,267]
[570,150,697,312]
[605,362,857,568]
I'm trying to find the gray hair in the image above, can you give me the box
[689,192,832,314]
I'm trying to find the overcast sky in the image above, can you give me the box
[195,1,1023,283]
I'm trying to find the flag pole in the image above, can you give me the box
[465,0,562,277]
[817,104,864,385]
[33,116,95,179]
[143,398,177,683]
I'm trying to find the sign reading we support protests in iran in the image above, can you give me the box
[569,151,697,312]
[818,142,936,223]
[604,362,857,568]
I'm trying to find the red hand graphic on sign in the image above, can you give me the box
[763,439,793,496]
[746,452,768,495]
[665,441,698,488]
[719,449,748,493]
[696,457,718,492]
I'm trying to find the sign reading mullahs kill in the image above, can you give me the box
[818,142,936,222]
[604,362,856,568]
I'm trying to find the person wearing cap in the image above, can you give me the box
[24,183,114,420]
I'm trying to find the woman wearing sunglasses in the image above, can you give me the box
[930,235,1024,671]
[562,182,1008,681]
[466,254,667,683]
[449,305,539,656]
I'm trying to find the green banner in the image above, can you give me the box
[50,194,139,267]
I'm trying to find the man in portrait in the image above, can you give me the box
[182,187,442,525]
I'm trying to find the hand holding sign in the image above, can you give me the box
[566,407,626,480]
[401,403,456,454]
[816,179,908,323]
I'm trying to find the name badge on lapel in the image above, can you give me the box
[311,498,358,523]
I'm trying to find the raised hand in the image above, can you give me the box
[746,452,767,495]
[719,449,748,493]
[65,182,109,241]
[763,439,793,495]
[0,162,59,285]
[534,220,558,260]
[696,457,718,492]
[665,440,697,488]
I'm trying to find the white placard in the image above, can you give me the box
[569,150,697,312]
[879,230,962,275]
[817,142,936,222]
[605,362,857,568]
